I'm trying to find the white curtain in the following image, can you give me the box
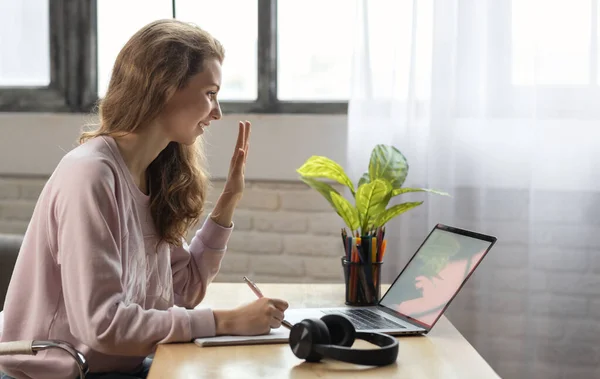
[347,1,600,378]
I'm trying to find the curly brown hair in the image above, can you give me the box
[80,19,225,246]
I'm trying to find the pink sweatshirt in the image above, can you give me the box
[0,136,232,379]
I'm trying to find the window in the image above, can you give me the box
[0,0,50,87]
[277,0,354,101]
[96,0,348,113]
[7,0,352,113]
[456,0,600,118]
[0,0,96,112]
[7,0,597,115]
[507,0,600,117]
[97,0,173,98]
[511,0,593,86]
[174,0,258,101]
[2,1,357,113]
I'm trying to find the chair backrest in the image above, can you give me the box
[0,236,88,378]
[1,310,89,378]
[0,238,88,378]
[0,311,88,379]
[0,339,89,379]
[0,234,23,310]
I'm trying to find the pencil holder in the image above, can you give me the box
[341,256,382,306]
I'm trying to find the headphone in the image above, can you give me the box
[288,313,399,366]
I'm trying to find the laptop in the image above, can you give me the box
[283,224,497,336]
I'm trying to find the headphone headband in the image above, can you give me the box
[289,314,399,367]
[314,332,399,366]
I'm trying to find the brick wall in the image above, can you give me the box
[199,180,347,283]
[0,176,349,284]
[0,176,43,234]
[440,188,600,379]
[1,175,598,379]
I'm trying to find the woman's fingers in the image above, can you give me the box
[271,308,284,322]
[229,122,245,171]
[233,148,245,174]
[243,121,251,157]
[270,318,282,329]
[270,298,289,311]
[234,121,245,153]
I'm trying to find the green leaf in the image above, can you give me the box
[391,187,451,197]
[357,172,370,187]
[368,145,409,189]
[297,156,355,195]
[330,191,360,231]
[356,179,392,232]
[299,177,340,210]
[374,201,423,227]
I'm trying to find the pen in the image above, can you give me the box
[243,276,292,330]
[243,276,264,298]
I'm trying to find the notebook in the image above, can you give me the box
[193,326,290,347]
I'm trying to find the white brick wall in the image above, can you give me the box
[202,181,346,284]
[0,177,347,284]
[0,177,46,233]
[442,188,600,379]
[1,177,599,379]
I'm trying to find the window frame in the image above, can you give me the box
[1,0,347,114]
[7,1,600,116]
[0,0,97,113]
[176,0,347,114]
[249,0,347,114]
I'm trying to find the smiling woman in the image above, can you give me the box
[81,19,225,245]
[0,19,289,379]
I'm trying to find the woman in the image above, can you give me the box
[0,19,287,379]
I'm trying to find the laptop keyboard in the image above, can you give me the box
[323,309,406,330]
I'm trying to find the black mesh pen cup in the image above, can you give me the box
[341,256,382,306]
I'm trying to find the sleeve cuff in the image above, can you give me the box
[193,213,234,250]
[188,308,217,338]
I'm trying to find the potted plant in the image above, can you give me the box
[297,144,449,237]
[296,144,449,304]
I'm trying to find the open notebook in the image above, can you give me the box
[193,326,290,347]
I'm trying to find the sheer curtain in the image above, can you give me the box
[347,1,600,378]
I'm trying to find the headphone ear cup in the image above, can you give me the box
[289,318,331,363]
[321,314,356,347]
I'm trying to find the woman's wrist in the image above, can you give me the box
[210,191,242,227]
[213,309,236,335]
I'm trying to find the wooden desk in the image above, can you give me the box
[148,283,499,379]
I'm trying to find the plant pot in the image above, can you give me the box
[341,256,383,306]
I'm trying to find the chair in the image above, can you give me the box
[0,336,89,379]
[0,234,22,309]
[0,234,89,378]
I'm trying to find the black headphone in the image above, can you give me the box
[288,314,399,366]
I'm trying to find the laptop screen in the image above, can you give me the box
[379,225,495,329]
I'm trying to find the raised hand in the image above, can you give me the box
[223,120,251,198]
[210,121,251,227]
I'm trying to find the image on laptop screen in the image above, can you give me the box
[379,227,494,328]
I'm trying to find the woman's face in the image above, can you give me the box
[158,58,223,145]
